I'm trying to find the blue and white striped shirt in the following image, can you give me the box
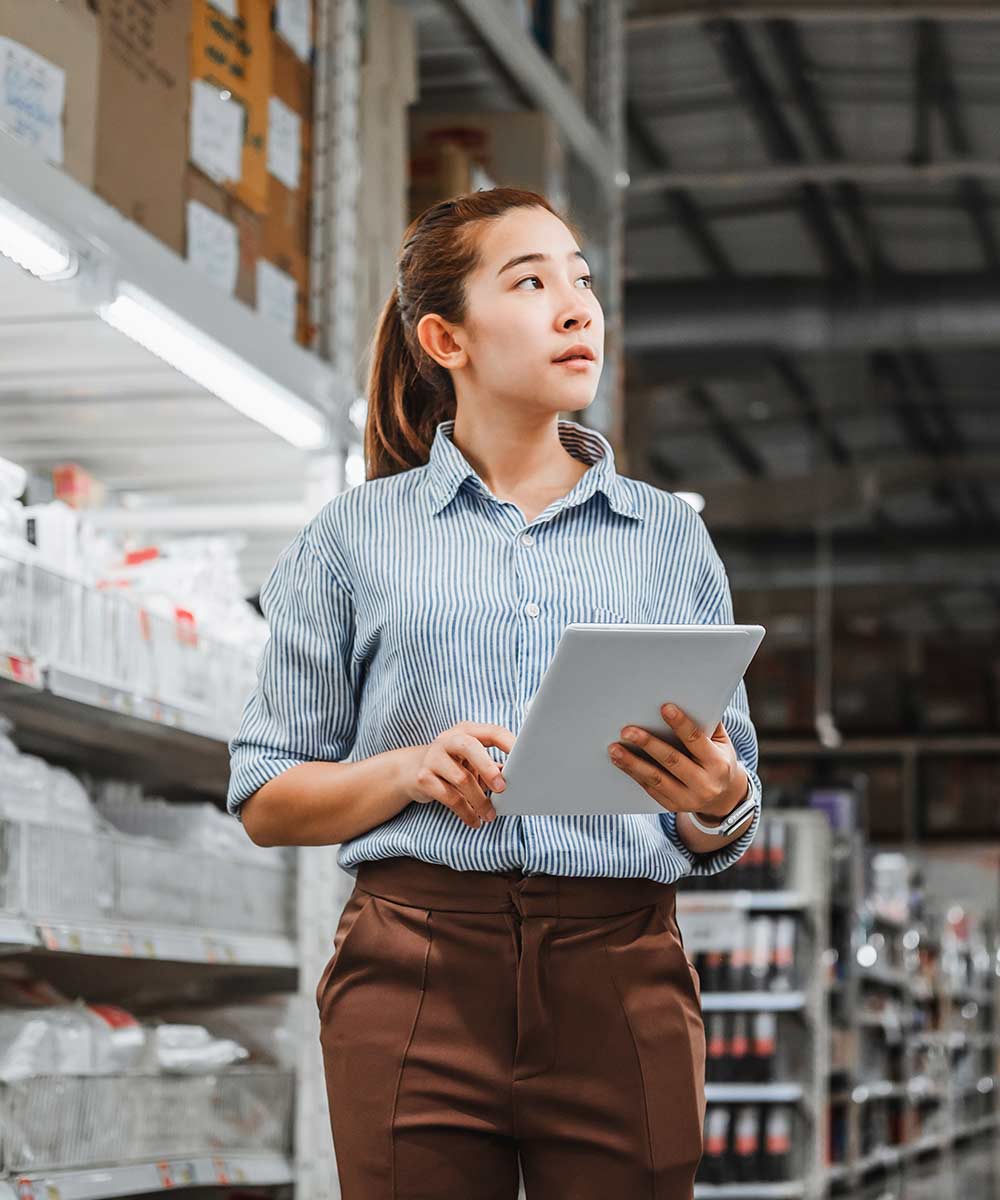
[228,417,762,882]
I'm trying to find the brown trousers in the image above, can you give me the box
[315,855,706,1199]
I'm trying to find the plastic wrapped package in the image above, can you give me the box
[142,1023,249,1074]
[24,823,115,921]
[155,996,303,1072]
[0,751,50,823]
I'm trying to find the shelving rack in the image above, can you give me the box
[677,810,833,1200]
[0,6,630,1200]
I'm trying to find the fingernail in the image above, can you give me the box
[664,703,677,718]
[493,777,506,791]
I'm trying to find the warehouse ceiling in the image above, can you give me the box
[621,3,1000,635]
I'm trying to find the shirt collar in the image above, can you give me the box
[424,417,642,521]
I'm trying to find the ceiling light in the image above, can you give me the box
[98,283,328,449]
[0,196,77,281]
[673,491,705,513]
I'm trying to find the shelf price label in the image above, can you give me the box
[212,1158,230,1185]
[156,1162,174,1189]
[37,925,59,951]
[676,905,747,954]
[2,656,41,688]
[16,1179,35,1200]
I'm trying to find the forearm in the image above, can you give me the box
[241,745,423,847]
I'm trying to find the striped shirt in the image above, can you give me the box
[228,417,762,882]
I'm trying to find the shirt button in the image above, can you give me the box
[524,602,540,618]
[519,533,534,547]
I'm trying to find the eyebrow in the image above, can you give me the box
[497,249,588,277]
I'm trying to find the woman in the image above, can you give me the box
[227,187,762,1199]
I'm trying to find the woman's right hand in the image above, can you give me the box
[404,722,516,829]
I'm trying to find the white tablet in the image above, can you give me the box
[491,623,766,817]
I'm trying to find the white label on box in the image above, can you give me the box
[267,96,301,190]
[186,200,239,296]
[676,906,747,954]
[209,0,240,17]
[256,260,297,341]
[276,0,313,62]
[190,79,244,185]
[0,38,66,164]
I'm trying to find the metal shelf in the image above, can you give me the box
[694,1185,804,1200]
[0,130,344,436]
[436,0,618,193]
[677,891,811,913]
[701,992,807,1013]
[0,665,231,802]
[29,918,297,969]
[759,734,1000,758]
[0,1154,293,1200]
[705,1083,805,1105]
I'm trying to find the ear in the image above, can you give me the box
[417,313,468,370]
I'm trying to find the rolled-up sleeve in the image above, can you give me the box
[227,522,360,821]
[660,512,763,876]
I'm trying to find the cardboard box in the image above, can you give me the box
[552,0,587,103]
[94,0,191,253]
[262,35,311,269]
[186,166,261,307]
[0,0,100,188]
[190,0,272,215]
[408,110,562,213]
[355,0,418,369]
[256,249,309,345]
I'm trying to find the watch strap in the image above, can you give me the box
[687,791,759,837]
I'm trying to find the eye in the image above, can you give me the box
[514,274,595,290]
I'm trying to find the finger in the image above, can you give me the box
[617,725,699,787]
[457,722,517,754]
[661,704,714,765]
[449,732,506,793]
[435,746,495,825]
[417,768,481,828]
[609,743,685,811]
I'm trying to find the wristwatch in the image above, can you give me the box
[686,788,759,838]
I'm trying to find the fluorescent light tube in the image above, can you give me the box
[98,283,328,449]
[0,196,77,281]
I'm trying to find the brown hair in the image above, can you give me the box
[363,186,583,481]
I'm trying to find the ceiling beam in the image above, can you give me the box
[629,4,1000,28]
[705,18,856,278]
[918,19,1000,273]
[682,452,1000,528]
[629,158,1000,194]
[625,272,1000,353]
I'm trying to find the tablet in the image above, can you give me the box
[491,623,766,817]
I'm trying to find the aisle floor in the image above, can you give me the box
[841,1136,999,1200]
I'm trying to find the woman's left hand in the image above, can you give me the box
[607,702,749,818]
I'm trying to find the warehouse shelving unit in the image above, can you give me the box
[677,810,832,1200]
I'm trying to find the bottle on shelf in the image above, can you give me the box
[733,1105,761,1182]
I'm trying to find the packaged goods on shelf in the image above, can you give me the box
[0,733,293,935]
[154,995,302,1072]
[94,0,191,253]
[144,1022,249,1074]
[356,0,418,369]
[682,813,795,892]
[189,0,272,216]
[0,0,100,188]
[260,30,313,346]
[186,166,262,306]
[699,1104,800,1186]
[51,462,105,512]
[1,1068,293,1170]
[409,110,562,221]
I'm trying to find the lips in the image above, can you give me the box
[552,345,596,364]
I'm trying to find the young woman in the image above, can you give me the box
[228,187,762,1200]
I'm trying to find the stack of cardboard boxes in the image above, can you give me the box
[0,0,315,347]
